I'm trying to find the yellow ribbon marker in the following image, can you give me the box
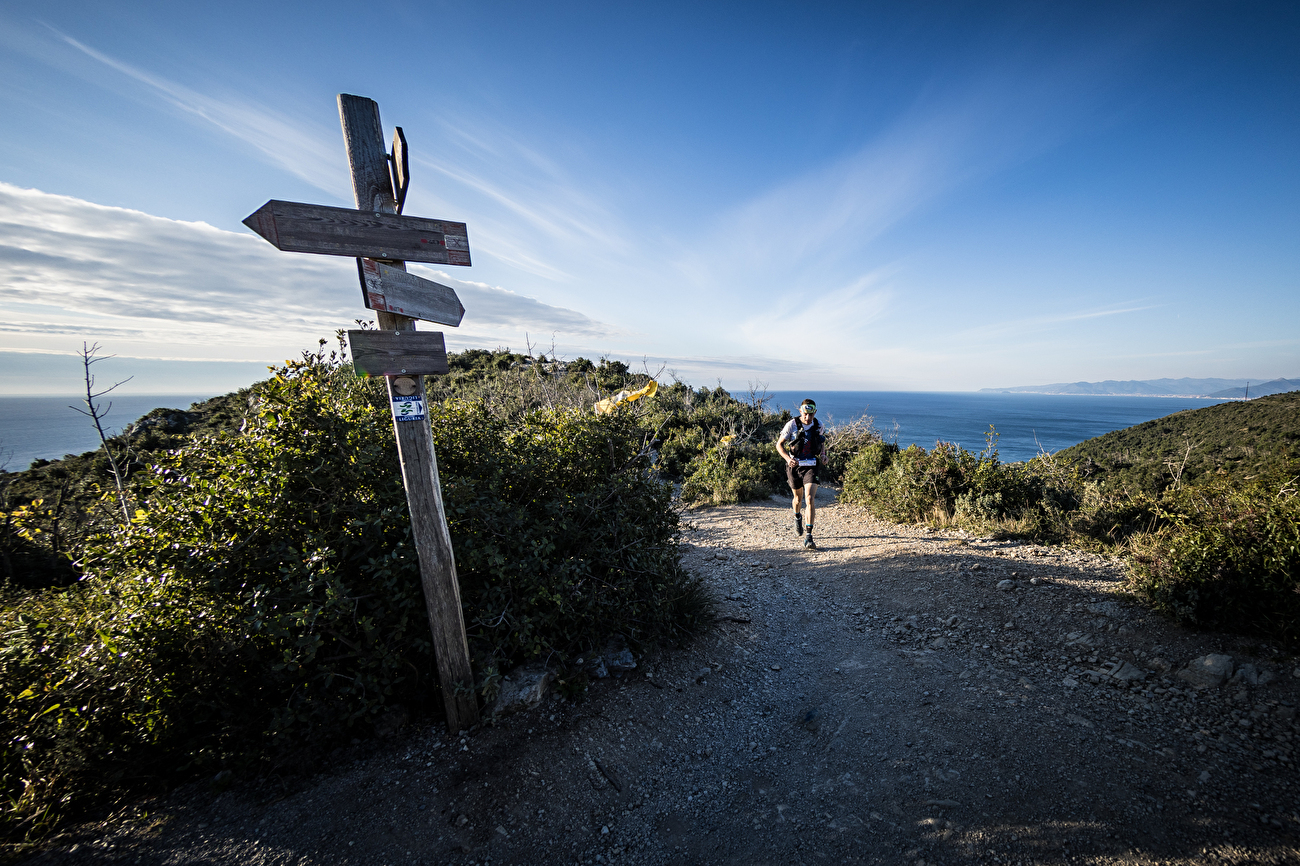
[594,379,658,414]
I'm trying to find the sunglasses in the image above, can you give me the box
[800,405,816,414]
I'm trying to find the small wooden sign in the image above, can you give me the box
[390,127,410,214]
[358,258,465,327]
[243,200,471,265]
[348,330,449,377]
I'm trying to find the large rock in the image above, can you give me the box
[1177,654,1234,689]
[488,664,554,717]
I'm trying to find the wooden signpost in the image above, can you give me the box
[359,258,465,326]
[348,330,449,377]
[243,93,478,733]
[242,200,471,265]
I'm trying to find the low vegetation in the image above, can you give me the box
[839,403,1299,647]
[0,343,715,844]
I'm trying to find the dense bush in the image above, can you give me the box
[678,437,776,506]
[840,431,1053,526]
[1128,472,1300,645]
[0,346,708,841]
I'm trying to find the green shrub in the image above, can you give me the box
[680,439,773,506]
[821,417,881,483]
[1128,472,1300,645]
[840,432,1081,537]
[0,346,708,841]
[0,570,249,841]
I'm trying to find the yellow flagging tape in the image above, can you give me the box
[594,380,658,414]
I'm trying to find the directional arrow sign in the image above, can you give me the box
[243,200,471,265]
[358,258,465,327]
[347,330,449,377]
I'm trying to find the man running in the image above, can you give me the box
[776,399,826,550]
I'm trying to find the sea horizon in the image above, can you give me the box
[1,389,1232,472]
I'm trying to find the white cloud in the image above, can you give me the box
[0,184,621,373]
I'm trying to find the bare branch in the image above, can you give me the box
[70,342,132,526]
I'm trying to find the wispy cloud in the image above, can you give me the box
[952,302,1161,342]
[46,26,349,197]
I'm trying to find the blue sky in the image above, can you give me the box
[0,1,1297,394]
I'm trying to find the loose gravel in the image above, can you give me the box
[26,489,1299,865]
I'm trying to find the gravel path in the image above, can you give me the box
[29,490,1300,865]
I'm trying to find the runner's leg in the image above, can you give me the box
[805,482,818,530]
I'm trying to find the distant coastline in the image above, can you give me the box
[980,376,1300,399]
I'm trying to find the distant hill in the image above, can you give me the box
[980,377,1271,396]
[1207,378,1300,399]
[1055,391,1300,494]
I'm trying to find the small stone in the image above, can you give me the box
[1176,654,1234,689]
[487,665,556,717]
[496,826,509,837]
[1063,677,1079,688]
[930,637,948,649]
[1029,577,1042,586]
[1276,706,1296,720]
[605,649,637,673]
[1230,664,1260,686]
[1109,661,1147,683]
[771,664,781,671]
[1198,771,1211,783]
[601,825,610,835]
[694,668,713,683]
[456,814,469,827]
[996,580,1014,591]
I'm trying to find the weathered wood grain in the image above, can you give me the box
[347,330,449,376]
[242,200,471,265]
[358,258,465,327]
[338,94,479,733]
[339,93,396,214]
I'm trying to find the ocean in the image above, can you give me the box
[767,391,1229,463]
[0,395,215,471]
[0,390,1231,472]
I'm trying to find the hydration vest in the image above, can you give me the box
[789,418,823,459]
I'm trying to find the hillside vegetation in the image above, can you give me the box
[1057,391,1300,493]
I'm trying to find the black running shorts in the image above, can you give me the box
[787,461,819,489]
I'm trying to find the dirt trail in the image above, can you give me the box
[28,492,1300,865]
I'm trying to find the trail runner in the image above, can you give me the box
[776,399,827,550]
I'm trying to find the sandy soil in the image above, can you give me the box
[26,490,1300,865]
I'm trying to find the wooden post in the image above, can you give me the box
[338,93,479,732]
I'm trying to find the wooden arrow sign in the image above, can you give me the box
[358,258,465,327]
[243,200,471,265]
[347,329,449,377]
